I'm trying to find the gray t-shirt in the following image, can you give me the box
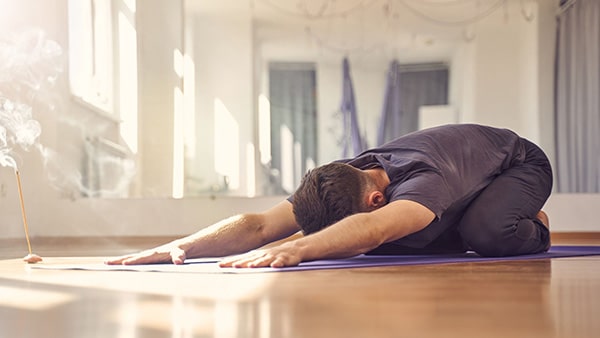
[343,124,527,248]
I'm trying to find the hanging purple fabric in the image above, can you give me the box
[377,59,401,146]
[340,57,367,158]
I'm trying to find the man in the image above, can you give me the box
[107,124,552,268]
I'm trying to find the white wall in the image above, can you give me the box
[452,1,547,143]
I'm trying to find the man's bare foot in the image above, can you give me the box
[536,210,549,229]
[536,210,551,251]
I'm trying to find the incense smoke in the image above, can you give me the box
[1,29,135,198]
[0,29,58,171]
[0,100,41,169]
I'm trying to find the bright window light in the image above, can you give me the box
[214,98,239,190]
[67,0,114,113]
[183,53,196,160]
[258,94,272,165]
[294,140,302,187]
[306,157,316,171]
[172,47,186,198]
[122,0,136,12]
[172,87,184,198]
[280,125,294,193]
[173,49,184,78]
[246,143,256,197]
[118,11,138,153]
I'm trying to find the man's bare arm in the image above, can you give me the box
[106,200,300,265]
[220,199,435,268]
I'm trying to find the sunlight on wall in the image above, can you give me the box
[173,86,184,198]
[214,98,240,190]
[246,143,256,197]
[173,48,184,78]
[118,10,138,154]
[258,94,272,165]
[280,125,294,192]
[172,49,186,198]
[294,141,302,187]
[183,54,196,161]
[306,157,316,172]
[122,0,136,12]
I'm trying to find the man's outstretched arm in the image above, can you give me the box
[105,200,300,265]
[219,199,435,268]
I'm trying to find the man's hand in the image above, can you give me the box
[219,244,302,268]
[105,244,187,265]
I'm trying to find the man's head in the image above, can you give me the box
[292,162,386,235]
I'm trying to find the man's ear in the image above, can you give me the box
[367,191,386,209]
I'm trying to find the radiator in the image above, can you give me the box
[83,136,135,198]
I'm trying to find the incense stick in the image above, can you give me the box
[15,170,33,255]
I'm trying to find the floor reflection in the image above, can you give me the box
[264,261,557,338]
[550,259,600,337]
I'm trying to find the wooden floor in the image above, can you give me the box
[0,236,599,338]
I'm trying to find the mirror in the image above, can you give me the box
[1,0,561,199]
[180,0,460,198]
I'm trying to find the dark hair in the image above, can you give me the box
[292,162,368,235]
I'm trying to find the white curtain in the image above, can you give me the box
[555,0,600,193]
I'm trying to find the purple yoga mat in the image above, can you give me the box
[254,245,600,273]
[31,245,600,274]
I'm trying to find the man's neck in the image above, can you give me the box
[365,168,390,191]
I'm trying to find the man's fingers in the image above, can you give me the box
[219,251,265,268]
[108,248,297,268]
[247,255,276,268]
[170,248,186,265]
[220,256,258,268]
[107,251,168,265]
[217,256,241,267]
[104,244,190,266]
[269,257,287,268]
[219,250,295,268]
[122,254,162,265]
[104,256,130,265]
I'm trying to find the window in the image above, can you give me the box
[68,0,114,113]
[268,62,318,194]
